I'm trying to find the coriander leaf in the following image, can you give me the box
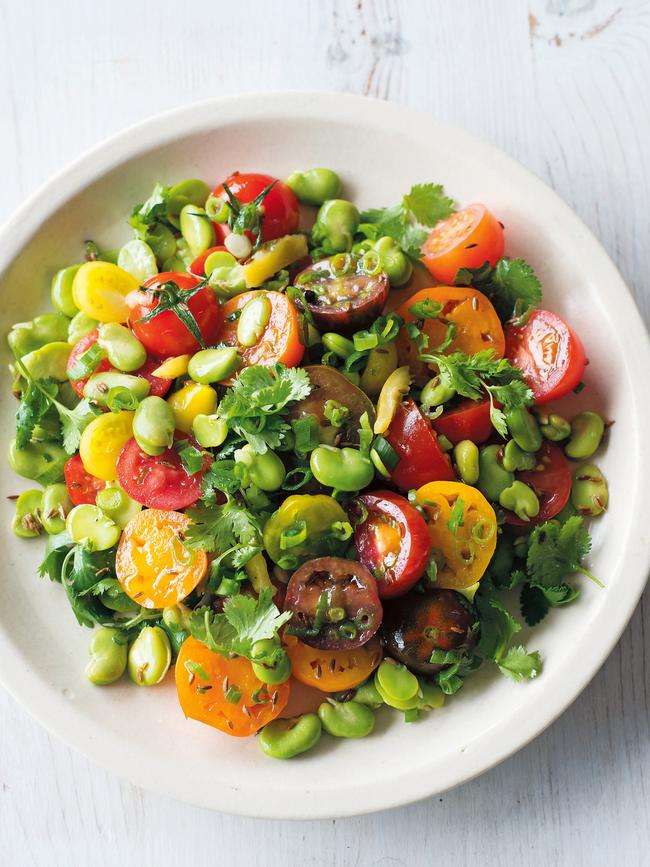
[359,204,427,260]
[38,530,73,582]
[402,183,455,227]
[174,441,206,475]
[324,400,350,429]
[184,499,263,553]
[519,583,549,627]
[128,182,173,236]
[16,380,56,448]
[497,645,542,682]
[291,415,321,455]
[201,460,243,503]
[58,399,99,454]
[475,589,521,662]
[526,516,600,588]
[454,257,542,322]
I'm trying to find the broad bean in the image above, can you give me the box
[51,265,81,317]
[258,714,322,759]
[571,463,608,516]
[85,627,127,686]
[180,204,215,257]
[477,444,514,501]
[234,443,286,491]
[11,489,43,538]
[97,322,147,371]
[84,371,150,406]
[41,483,73,535]
[499,480,540,522]
[565,411,605,459]
[312,199,360,253]
[360,343,398,398]
[8,438,67,485]
[237,295,272,347]
[310,445,374,491]
[505,407,542,453]
[128,626,172,686]
[501,440,536,472]
[454,440,479,485]
[133,396,175,456]
[192,414,228,448]
[286,168,342,205]
[66,504,121,550]
[536,410,571,442]
[373,236,413,287]
[318,699,375,738]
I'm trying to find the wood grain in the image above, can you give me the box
[1,0,648,864]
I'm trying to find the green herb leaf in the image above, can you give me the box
[184,498,264,554]
[455,257,542,322]
[174,441,206,475]
[402,183,455,227]
[526,516,600,588]
[496,645,542,682]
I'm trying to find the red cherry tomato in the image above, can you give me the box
[354,491,431,599]
[187,245,228,279]
[64,454,104,505]
[421,204,505,284]
[384,399,456,491]
[431,398,493,445]
[504,441,571,526]
[66,331,172,398]
[505,309,586,404]
[116,433,211,510]
[211,172,299,244]
[127,272,223,358]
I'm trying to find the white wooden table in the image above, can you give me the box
[1,1,649,864]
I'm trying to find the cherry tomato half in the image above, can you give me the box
[63,454,104,505]
[504,441,571,527]
[354,491,431,599]
[127,272,223,358]
[284,557,383,650]
[384,399,455,491]
[176,637,290,737]
[66,330,173,399]
[116,433,211,510]
[284,633,383,692]
[505,309,586,404]
[219,290,304,375]
[381,588,476,675]
[431,398,493,445]
[211,172,299,244]
[421,203,505,284]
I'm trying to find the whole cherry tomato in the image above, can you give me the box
[211,172,299,244]
[421,203,505,284]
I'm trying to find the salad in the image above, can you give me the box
[6,166,609,759]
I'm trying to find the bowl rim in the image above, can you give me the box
[1,91,649,819]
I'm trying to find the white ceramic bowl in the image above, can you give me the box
[1,93,649,819]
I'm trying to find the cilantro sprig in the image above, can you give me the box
[475,580,542,682]
[456,257,542,322]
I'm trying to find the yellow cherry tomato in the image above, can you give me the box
[166,381,217,433]
[72,262,139,323]
[152,354,191,378]
[415,481,497,589]
[79,411,134,481]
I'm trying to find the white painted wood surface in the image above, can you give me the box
[1,0,649,863]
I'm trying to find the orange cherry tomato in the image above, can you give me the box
[415,481,497,590]
[396,286,505,384]
[219,290,304,377]
[115,509,207,608]
[283,633,383,692]
[421,203,505,284]
[175,637,290,737]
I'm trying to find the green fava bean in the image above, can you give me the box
[571,463,609,517]
[235,443,286,491]
[505,407,542,453]
[20,341,72,382]
[477,444,515,501]
[499,480,540,522]
[259,714,322,759]
[310,445,374,491]
[68,311,99,345]
[286,168,342,205]
[536,411,571,442]
[180,204,215,257]
[66,504,121,550]
[8,313,71,358]
[84,371,150,406]
[453,440,479,485]
[318,700,375,738]
[374,675,421,710]
[376,659,419,702]
[161,603,192,655]
[251,639,292,685]
[133,396,175,456]
[166,179,211,228]
[96,484,142,528]
[192,414,228,448]
[117,239,158,283]
[128,626,172,686]
[360,343,398,399]
[421,376,456,409]
[313,199,360,253]
[188,347,242,383]
[237,295,272,347]
[41,483,73,535]
[373,236,413,287]
[418,679,445,710]
[86,627,127,686]
[12,489,44,538]
[97,322,147,372]
[51,265,81,317]
[322,332,355,359]
[501,440,537,473]
[8,438,67,485]
[565,411,605,459]
[351,678,384,709]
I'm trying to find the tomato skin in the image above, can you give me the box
[431,398,493,445]
[421,204,505,284]
[384,399,455,491]
[354,491,431,599]
[67,330,172,398]
[127,272,223,358]
[187,245,228,279]
[63,454,104,505]
[505,309,586,404]
[116,433,211,510]
[220,290,304,374]
[284,634,383,692]
[211,172,299,244]
[505,441,571,526]
[176,637,290,737]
